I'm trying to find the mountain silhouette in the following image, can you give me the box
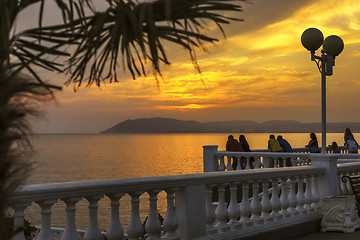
[101,117,360,133]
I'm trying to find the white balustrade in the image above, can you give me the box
[61,197,81,240]
[288,177,299,216]
[260,181,272,223]
[279,177,290,218]
[106,194,124,240]
[219,156,225,171]
[270,178,281,220]
[11,152,360,240]
[205,185,216,234]
[84,196,103,240]
[239,181,251,226]
[304,176,314,213]
[12,202,31,240]
[146,190,162,240]
[250,180,262,224]
[228,183,240,229]
[226,156,232,171]
[214,184,229,232]
[162,189,179,240]
[311,175,321,211]
[36,199,57,240]
[204,145,355,172]
[127,192,144,240]
[296,176,306,214]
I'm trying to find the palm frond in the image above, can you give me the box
[63,0,245,88]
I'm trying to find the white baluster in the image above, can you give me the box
[254,157,260,169]
[215,184,229,232]
[279,177,290,218]
[273,158,278,168]
[280,158,285,167]
[311,174,321,211]
[270,178,281,220]
[162,189,179,240]
[12,202,30,240]
[337,173,343,195]
[245,157,251,170]
[219,156,225,171]
[61,197,81,240]
[260,180,272,222]
[250,180,263,224]
[296,176,306,214]
[240,181,251,226]
[127,192,144,240]
[36,199,58,240]
[146,190,162,240]
[205,185,216,234]
[304,175,314,213]
[226,156,232,171]
[236,158,241,170]
[264,157,269,168]
[84,195,103,240]
[228,182,240,229]
[288,176,299,216]
[106,193,125,240]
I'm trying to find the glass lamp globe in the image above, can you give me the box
[301,28,324,52]
[323,35,344,56]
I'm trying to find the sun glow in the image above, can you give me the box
[35,0,360,132]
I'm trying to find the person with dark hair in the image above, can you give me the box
[239,135,250,152]
[330,141,341,153]
[344,128,359,153]
[277,135,293,167]
[226,135,243,170]
[239,135,254,169]
[305,132,320,153]
[268,134,283,152]
[267,134,283,168]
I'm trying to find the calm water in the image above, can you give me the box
[28,132,351,184]
[25,132,352,231]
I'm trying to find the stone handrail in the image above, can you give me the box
[252,146,348,154]
[12,165,329,240]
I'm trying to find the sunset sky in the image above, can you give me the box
[21,0,360,133]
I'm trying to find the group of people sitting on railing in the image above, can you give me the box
[226,128,360,170]
[327,128,360,154]
[226,135,253,169]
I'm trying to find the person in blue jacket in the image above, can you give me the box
[277,135,293,167]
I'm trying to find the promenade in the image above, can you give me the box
[292,230,360,240]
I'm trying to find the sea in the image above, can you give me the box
[24,132,352,232]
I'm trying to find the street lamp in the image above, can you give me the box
[301,28,344,154]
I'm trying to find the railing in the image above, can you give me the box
[203,146,351,172]
[252,146,348,154]
[11,148,360,240]
[12,166,328,240]
[337,162,360,196]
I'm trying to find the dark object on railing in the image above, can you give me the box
[342,175,360,216]
[1,215,37,240]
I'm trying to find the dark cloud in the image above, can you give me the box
[223,0,314,36]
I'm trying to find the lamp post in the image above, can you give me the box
[301,28,344,154]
